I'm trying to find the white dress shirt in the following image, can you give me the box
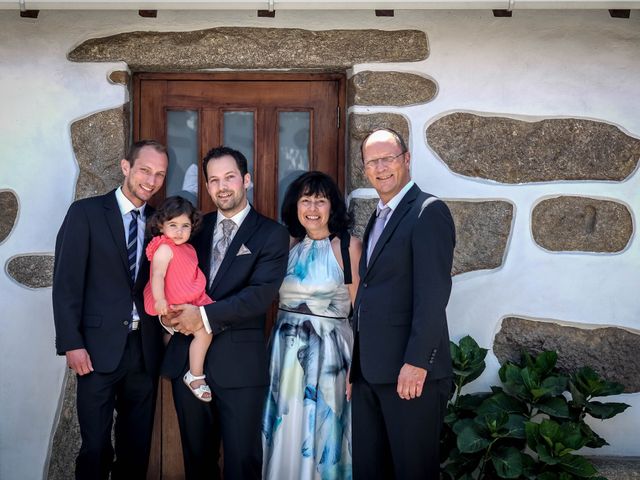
[199,202,252,334]
[115,187,147,326]
[366,180,415,260]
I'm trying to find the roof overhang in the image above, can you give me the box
[1,0,639,10]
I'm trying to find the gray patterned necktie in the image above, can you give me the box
[367,206,391,263]
[209,218,237,286]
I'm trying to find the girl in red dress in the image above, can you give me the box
[144,196,214,402]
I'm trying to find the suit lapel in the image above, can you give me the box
[209,208,259,293]
[198,213,217,286]
[365,184,420,275]
[103,190,131,283]
[359,210,377,277]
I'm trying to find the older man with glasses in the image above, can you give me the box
[349,128,456,479]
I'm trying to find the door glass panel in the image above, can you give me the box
[278,111,310,215]
[166,110,199,206]
[223,111,255,203]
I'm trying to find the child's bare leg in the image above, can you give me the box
[188,330,213,398]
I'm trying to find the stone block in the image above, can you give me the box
[47,370,79,480]
[448,200,513,275]
[532,196,632,252]
[108,70,129,85]
[348,71,436,106]
[427,113,640,183]
[71,106,129,200]
[349,198,513,276]
[6,254,54,288]
[494,317,640,393]
[348,113,409,191]
[68,28,428,71]
[0,190,18,243]
[349,197,378,239]
[589,457,640,480]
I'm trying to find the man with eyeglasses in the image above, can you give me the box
[349,128,455,479]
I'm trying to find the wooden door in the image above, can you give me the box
[133,72,346,479]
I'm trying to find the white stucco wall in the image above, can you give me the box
[0,8,638,479]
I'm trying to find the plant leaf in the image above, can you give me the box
[586,401,630,420]
[536,443,560,465]
[534,350,558,376]
[457,423,491,454]
[573,367,625,398]
[501,414,527,439]
[491,446,523,478]
[557,422,588,451]
[537,396,571,419]
[558,453,598,477]
[478,392,528,416]
[580,422,609,449]
[540,375,569,397]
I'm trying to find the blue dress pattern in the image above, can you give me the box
[263,236,353,480]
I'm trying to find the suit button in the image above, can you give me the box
[123,320,129,326]
[363,283,368,288]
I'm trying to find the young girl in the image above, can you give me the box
[143,196,214,402]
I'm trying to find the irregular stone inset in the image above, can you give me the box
[69,28,428,71]
[427,113,640,183]
[6,254,54,288]
[71,106,129,200]
[449,201,513,275]
[348,113,409,191]
[47,371,80,480]
[0,190,18,243]
[494,317,640,393]
[588,457,640,480]
[349,198,513,275]
[348,71,437,106]
[108,70,129,85]
[349,197,378,239]
[532,196,632,252]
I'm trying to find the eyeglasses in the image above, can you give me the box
[363,152,405,170]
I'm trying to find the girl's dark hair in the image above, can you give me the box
[280,171,353,240]
[146,196,202,238]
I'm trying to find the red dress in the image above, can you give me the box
[143,235,213,315]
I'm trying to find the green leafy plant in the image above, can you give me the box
[441,336,630,479]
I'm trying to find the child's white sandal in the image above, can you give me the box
[183,370,212,403]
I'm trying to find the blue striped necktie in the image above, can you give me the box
[127,209,140,283]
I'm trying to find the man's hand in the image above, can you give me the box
[397,363,427,400]
[168,303,203,335]
[346,367,352,401]
[159,306,181,330]
[66,348,93,376]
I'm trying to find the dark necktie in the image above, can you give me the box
[127,209,140,283]
[367,206,391,263]
[209,218,237,286]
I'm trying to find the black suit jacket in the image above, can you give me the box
[52,189,164,377]
[353,184,455,384]
[161,208,289,388]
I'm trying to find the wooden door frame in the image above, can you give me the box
[132,71,347,198]
[133,71,347,479]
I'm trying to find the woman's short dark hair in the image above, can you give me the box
[146,196,202,238]
[280,171,353,240]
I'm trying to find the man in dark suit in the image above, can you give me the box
[350,128,455,479]
[52,140,168,479]
[162,146,289,480]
